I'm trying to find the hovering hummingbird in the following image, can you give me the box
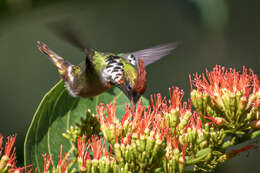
[37,23,177,105]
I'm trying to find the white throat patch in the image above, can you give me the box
[67,65,75,83]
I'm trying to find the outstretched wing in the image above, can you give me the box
[122,42,178,66]
[48,20,90,53]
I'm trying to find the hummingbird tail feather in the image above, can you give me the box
[37,41,71,79]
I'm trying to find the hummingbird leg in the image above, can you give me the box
[37,41,72,80]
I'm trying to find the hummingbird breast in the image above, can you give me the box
[65,75,111,98]
[65,62,112,98]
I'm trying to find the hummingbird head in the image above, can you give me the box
[119,59,146,106]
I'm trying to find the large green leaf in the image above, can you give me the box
[24,80,149,170]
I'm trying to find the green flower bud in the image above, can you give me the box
[104,161,111,173]
[137,135,146,152]
[204,123,210,134]
[125,145,133,162]
[247,93,257,110]
[151,139,163,159]
[186,148,211,165]
[99,160,105,173]
[179,111,192,132]
[178,156,185,173]
[86,160,92,173]
[120,143,126,159]
[146,136,155,152]
[170,109,180,129]
[199,140,208,148]
[131,143,138,161]
[123,163,129,173]
[112,164,118,173]
[187,128,193,143]
[114,143,122,162]
[236,94,247,117]
[250,130,260,139]
[179,135,185,146]
[144,128,150,136]
[173,148,180,158]
[0,155,8,171]
[141,151,148,163]
[222,89,232,118]
[168,157,177,173]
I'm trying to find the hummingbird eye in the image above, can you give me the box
[128,85,133,90]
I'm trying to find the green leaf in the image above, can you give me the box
[24,80,149,171]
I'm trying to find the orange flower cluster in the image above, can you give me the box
[0,134,31,173]
[94,86,199,172]
[190,65,260,130]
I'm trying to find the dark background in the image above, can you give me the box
[0,0,259,172]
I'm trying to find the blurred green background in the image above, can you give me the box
[0,0,259,172]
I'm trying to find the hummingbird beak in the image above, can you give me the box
[37,41,72,80]
[130,93,141,113]
[130,94,140,106]
[116,83,140,111]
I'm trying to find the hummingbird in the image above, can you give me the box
[37,23,177,105]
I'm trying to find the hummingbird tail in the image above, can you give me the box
[37,41,71,80]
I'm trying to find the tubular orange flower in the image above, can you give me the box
[4,134,17,160]
[150,86,185,113]
[189,112,203,132]
[169,86,185,111]
[77,135,88,171]
[96,102,120,131]
[10,165,33,173]
[42,153,53,173]
[57,145,71,173]
[0,134,18,171]
[91,136,103,160]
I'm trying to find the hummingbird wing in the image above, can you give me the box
[48,20,90,53]
[122,42,178,66]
